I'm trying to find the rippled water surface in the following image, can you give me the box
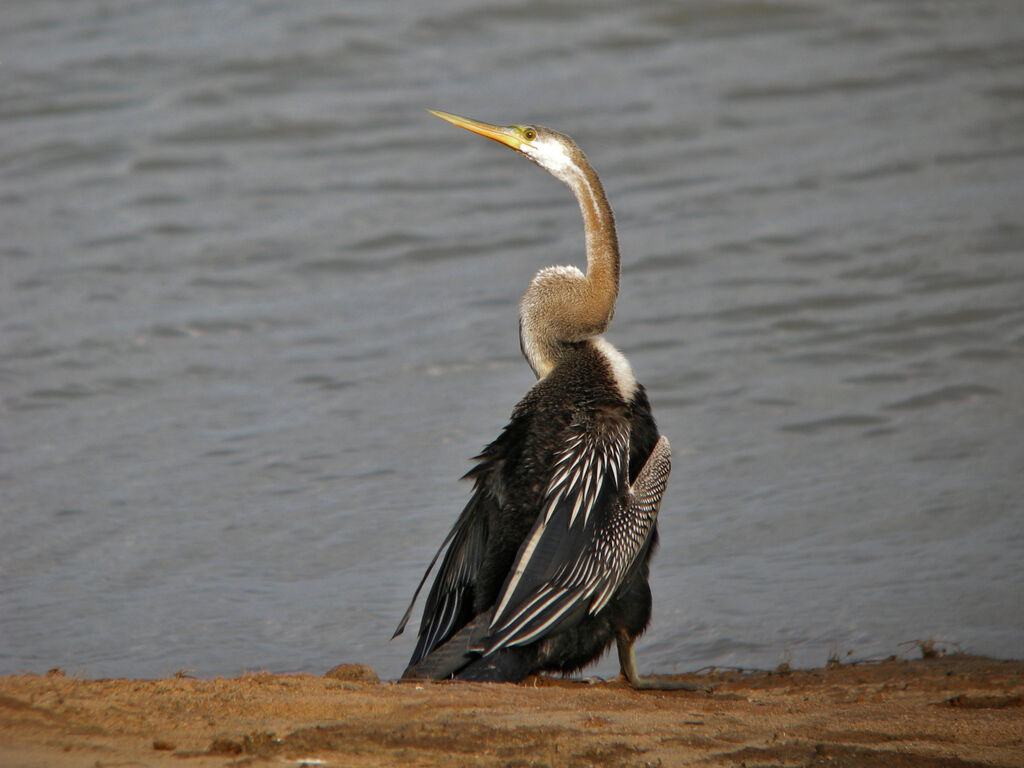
[2,1,1023,679]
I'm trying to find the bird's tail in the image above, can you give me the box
[454,645,537,683]
[401,612,536,683]
[401,613,489,681]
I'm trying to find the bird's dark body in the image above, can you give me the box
[405,341,659,681]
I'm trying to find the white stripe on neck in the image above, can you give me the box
[591,337,637,401]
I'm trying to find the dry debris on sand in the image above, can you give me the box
[1,655,1021,767]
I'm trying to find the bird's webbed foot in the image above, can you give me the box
[616,633,713,692]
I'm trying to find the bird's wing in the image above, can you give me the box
[484,417,671,654]
[395,407,533,666]
[392,483,491,665]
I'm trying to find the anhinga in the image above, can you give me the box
[393,110,696,690]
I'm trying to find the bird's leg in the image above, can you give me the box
[616,632,711,692]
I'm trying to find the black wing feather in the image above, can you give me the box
[395,410,528,666]
[393,484,490,666]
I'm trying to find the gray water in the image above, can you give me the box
[2,0,1023,681]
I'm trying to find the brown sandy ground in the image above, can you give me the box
[0,654,1021,768]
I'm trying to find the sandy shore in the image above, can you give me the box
[1,654,1021,767]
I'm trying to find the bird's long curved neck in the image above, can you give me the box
[573,162,620,320]
[519,153,621,379]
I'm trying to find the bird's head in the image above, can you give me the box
[428,109,583,186]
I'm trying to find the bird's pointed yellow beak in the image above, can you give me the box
[428,109,525,152]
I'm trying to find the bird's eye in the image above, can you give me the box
[523,128,537,141]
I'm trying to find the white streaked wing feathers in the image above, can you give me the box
[486,434,671,653]
[491,419,628,622]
